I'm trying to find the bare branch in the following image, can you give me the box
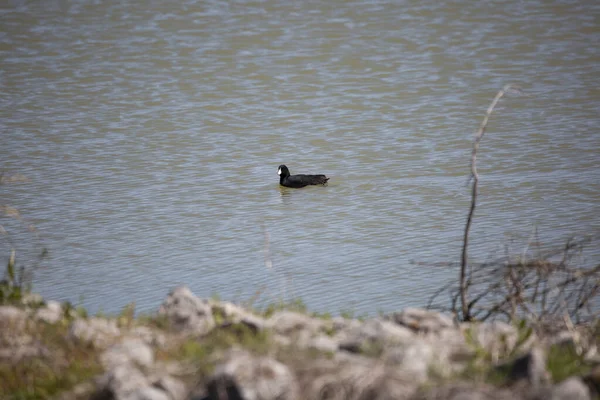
[460,84,517,321]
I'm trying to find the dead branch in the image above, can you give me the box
[460,84,517,321]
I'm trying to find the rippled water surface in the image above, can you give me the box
[1,0,599,315]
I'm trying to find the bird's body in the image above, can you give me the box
[278,165,329,188]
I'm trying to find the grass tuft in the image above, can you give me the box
[0,321,102,399]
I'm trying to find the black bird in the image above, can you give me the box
[278,165,329,188]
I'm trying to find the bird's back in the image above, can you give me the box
[285,174,329,187]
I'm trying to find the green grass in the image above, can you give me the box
[261,298,308,317]
[155,321,273,387]
[0,321,102,400]
[0,249,26,305]
[546,343,591,383]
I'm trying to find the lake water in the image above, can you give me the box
[1,0,599,316]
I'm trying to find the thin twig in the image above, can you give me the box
[460,84,516,321]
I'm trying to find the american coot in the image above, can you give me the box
[278,165,329,188]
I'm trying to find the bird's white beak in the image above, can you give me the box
[278,168,282,175]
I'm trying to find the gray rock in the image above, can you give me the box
[158,286,215,335]
[128,386,170,400]
[0,305,27,329]
[101,338,154,369]
[272,334,292,347]
[548,377,591,400]
[35,300,63,324]
[386,328,471,381]
[413,382,517,400]
[331,316,362,333]
[55,382,95,400]
[338,318,414,353]
[465,321,520,357]
[388,308,455,333]
[0,344,50,363]
[363,318,414,343]
[268,312,346,353]
[306,334,338,353]
[285,330,338,353]
[384,340,434,383]
[299,353,417,400]
[128,326,167,348]
[207,349,299,400]
[153,376,187,400]
[69,317,120,348]
[211,300,267,332]
[95,364,149,398]
[267,311,324,336]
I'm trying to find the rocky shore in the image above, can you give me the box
[1,286,598,399]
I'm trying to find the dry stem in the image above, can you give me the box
[460,84,517,321]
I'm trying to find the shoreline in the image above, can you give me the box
[1,285,598,399]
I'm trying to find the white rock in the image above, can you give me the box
[304,352,418,399]
[0,306,27,328]
[96,364,149,397]
[337,318,414,353]
[154,376,187,400]
[207,349,299,400]
[465,321,521,359]
[267,311,324,335]
[35,300,63,324]
[389,308,455,333]
[307,334,338,353]
[69,317,120,348]
[0,344,50,363]
[129,326,167,348]
[385,340,434,383]
[128,386,170,400]
[101,338,154,369]
[158,286,215,335]
[549,377,591,400]
[211,300,267,331]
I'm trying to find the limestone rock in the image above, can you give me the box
[330,316,362,334]
[128,386,170,400]
[129,326,167,348]
[101,338,154,369]
[69,317,120,348]
[210,300,267,332]
[35,300,63,324]
[384,327,469,381]
[0,343,50,363]
[338,318,414,353]
[548,377,591,400]
[158,286,215,335]
[384,340,434,383]
[0,305,27,330]
[95,364,149,398]
[153,376,187,400]
[267,311,324,336]
[412,382,517,400]
[388,308,455,333]
[299,353,417,400]
[305,334,338,353]
[207,349,299,400]
[465,321,521,356]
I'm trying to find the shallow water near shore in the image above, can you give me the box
[1,0,599,315]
